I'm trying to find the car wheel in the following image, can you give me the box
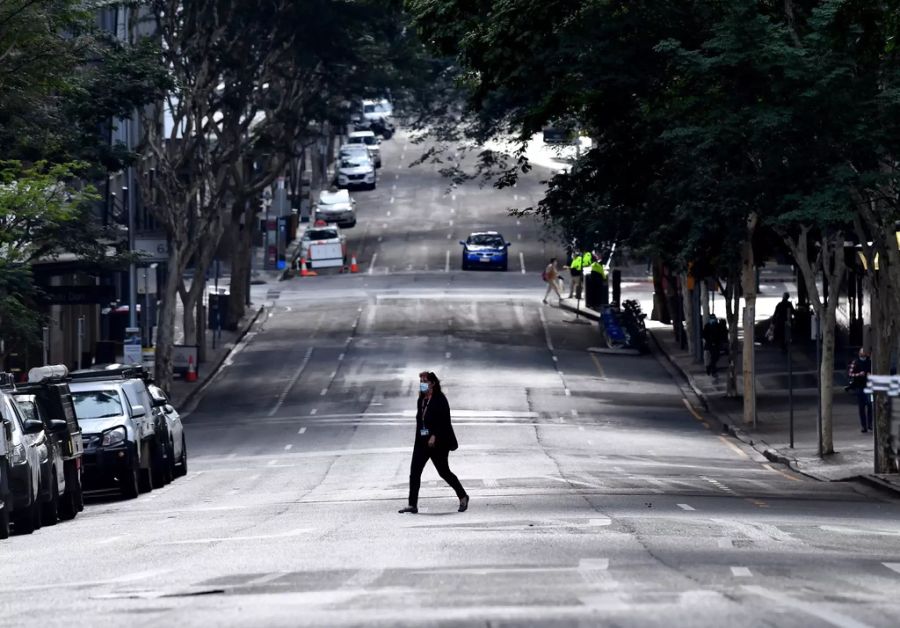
[58,473,78,521]
[41,474,59,526]
[175,435,188,478]
[166,439,176,483]
[121,453,140,499]
[0,504,9,540]
[13,495,39,535]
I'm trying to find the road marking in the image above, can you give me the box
[159,529,311,546]
[452,194,456,201]
[450,207,455,214]
[445,250,450,272]
[519,251,526,274]
[517,233,522,240]
[389,196,394,204]
[883,563,900,574]
[298,427,307,434]
[449,219,454,227]
[338,353,345,361]
[762,462,802,481]
[718,435,749,459]
[516,219,521,226]
[578,558,609,571]
[267,459,277,466]
[731,566,752,577]
[309,409,317,416]
[445,351,451,359]
[386,210,391,216]
[743,585,874,628]
[681,398,707,424]
[513,194,519,201]
[590,353,605,378]
[718,538,733,549]
[320,388,328,396]
[243,572,288,587]
[368,253,377,275]
[391,183,396,191]
[268,347,314,416]
[395,174,399,180]
[677,503,695,511]
[571,409,578,417]
[97,535,127,545]
[284,444,293,451]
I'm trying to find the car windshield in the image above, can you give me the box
[341,156,369,168]
[72,391,124,419]
[467,234,505,247]
[15,400,37,423]
[307,229,338,241]
[319,190,350,205]
[363,104,376,113]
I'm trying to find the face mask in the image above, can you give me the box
[420,382,430,393]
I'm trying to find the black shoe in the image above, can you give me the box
[398,506,418,514]
[861,428,868,433]
[458,496,469,512]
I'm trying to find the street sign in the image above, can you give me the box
[134,236,169,262]
[123,327,142,365]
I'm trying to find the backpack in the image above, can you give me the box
[541,270,548,282]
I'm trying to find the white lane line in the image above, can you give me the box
[389,196,394,204]
[320,388,328,396]
[368,253,377,275]
[677,503,696,511]
[243,572,288,587]
[452,194,456,201]
[445,351,452,359]
[338,353,345,361]
[517,233,522,240]
[513,194,519,201]
[447,233,452,239]
[394,174,399,180]
[298,427,307,434]
[731,566,752,577]
[284,444,293,451]
[519,251,526,274]
[159,529,311,546]
[386,210,391,216]
[97,535,127,545]
[884,562,900,574]
[445,250,450,272]
[267,459,277,466]
[450,208,455,214]
[538,306,570,396]
[391,183,396,191]
[268,347,314,417]
[578,558,609,571]
[449,219,454,227]
[743,585,874,628]
[310,408,317,416]
[571,409,578,417]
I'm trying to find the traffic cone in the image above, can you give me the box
[185,355,198,383]
[350,253,359,274]
[299,257,317,277]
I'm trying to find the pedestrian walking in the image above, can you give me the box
[770,292,795,352]
[848,348,873,432]
[542,258,562,305]
[702,315,722,377]
[399,371,469,514]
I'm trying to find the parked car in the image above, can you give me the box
[460,231,512,271]
[0,374,16,539]
[70,365,171,498]
[314,188,357,228]
[147,384,187,478]
[299,222,348,270]
[0,384,45,534]
[11,365,84,522]
[346,130,382,168]
[362,98,393,122]
[336,153,377,190]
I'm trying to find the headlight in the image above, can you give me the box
[10,443,26,466]
[101,427,127,447]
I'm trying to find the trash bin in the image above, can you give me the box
[585,273,608,310]
[207,291,230,330]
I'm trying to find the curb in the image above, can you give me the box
[557,299,602,323]
[852,474,900,498]
[175,304,266,414]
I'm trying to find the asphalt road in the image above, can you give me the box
[3,132,900,628]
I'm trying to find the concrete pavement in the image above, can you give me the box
[557,293,900,495]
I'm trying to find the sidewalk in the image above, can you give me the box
[557,296,900,496]
[167,242,300,412]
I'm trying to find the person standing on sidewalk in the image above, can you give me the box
[771,293,795,352]
[543,258,562,305]
[566,250,584,299]
[399,371,469,514]
[848,348,873,432]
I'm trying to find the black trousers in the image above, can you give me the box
[408,439,466,507]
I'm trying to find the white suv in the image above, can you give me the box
[347,130,381,168]
[336,153,376,190]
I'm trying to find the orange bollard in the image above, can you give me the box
[350,253,359,274]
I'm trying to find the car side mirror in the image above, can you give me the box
[165,404,175,414]
[151,397,167,408]
[459,241,466,246]
[50,419,68,433]
[131,404,146,418]
[3,419,11,443]
[506,242,512,248]
[23,419,45,435]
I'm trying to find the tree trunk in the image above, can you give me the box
[724,273,740,398]
[225,203,254,330]
[679,272,694,356]
[741,212,759,425]
[155,247,183,391]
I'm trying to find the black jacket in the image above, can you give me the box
[417,392,458,451]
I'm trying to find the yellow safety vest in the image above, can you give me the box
[570,256,583,271]
[581,252,592,267]
[591,261,607,279]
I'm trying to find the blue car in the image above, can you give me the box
[460,231,511,271]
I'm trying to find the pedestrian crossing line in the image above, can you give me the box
[731,566,753,577]
[883,563,900,574]
[298,427,307,434]
[718,435,749,459]
[677,503,696,511]
[762,463,802,482]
